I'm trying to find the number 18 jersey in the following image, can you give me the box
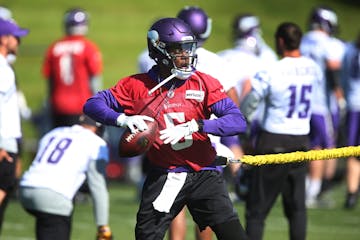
[20,125,109,200]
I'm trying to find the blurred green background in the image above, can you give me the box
[3,0,360,167]
[1,0,360,239]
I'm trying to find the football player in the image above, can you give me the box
[84,17,248,240]
[300,5,346,208]
[19,115,112,240]
[218,13,277,105]
[0,17,29,235]
[341,31,360,209]
[217,13,278,201]
[42,8,103,129]
[137,7,243,240]
[241,22,322,240]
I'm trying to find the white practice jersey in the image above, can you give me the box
[218,43,277,124]
[341,41,360,111]
[137,49,156,73]
[300,31,345,114]
[195,47,234,92]
[20,125,109,200]
[0,55,21,153]
[252,56,323,135]
[217,46,277,98]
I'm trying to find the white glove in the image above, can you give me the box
[159,119,199,145]
[116,113,154,133]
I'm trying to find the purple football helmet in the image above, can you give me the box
[147,17,197,80]
[177,6,212,47]
[64,8,88,35]
[308,6,338,35]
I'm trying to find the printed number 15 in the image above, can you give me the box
[286,85,312,118]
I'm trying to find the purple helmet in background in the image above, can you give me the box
[64,8,89,35]
[308,6,338,35]
[147,17,197,80]
[177,6,212,47]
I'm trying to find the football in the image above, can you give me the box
[118,121,159,157]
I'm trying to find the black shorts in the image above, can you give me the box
[0,152,17,193]
[25,209,71,240]
[135,170,239,239]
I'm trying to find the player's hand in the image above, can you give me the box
[96,225,113,240]
[116,113,154,133]
[160,119,199,145]
[0,149,13,163]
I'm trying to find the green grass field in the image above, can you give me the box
[3,181,360,239]
[1,0,360,239]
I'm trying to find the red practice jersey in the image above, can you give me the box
[42,35,102,114]
[110,71,228,171]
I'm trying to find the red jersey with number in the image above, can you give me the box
[110,71,227,171]
[42,35,102,114]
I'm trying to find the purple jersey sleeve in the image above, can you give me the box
[83,90,123,126]
[221,135,241,148]
[202,98,247,136]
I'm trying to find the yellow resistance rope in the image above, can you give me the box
[218,145,360,166]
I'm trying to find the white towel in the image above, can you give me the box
[152,172,187,213]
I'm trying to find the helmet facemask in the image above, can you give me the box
[148,29,197,80]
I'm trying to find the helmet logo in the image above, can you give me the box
[74,12,87,23]
[162,59,169,65]
[181,36,195,41]
[318,9,337,24]
[148,30,159,46]
[238,16,259,32]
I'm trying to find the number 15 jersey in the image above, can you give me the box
[252,56,322,135]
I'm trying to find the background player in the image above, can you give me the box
[84,17,248,240]
[217,13,278,201]
[300,5,346,207]
[0,5,32,202]
[0,17,29,235]
[240,22,322,240]
[42,7,103,129]
[218,13,277,105]
[19,115,112,240]
[340,31,360,209]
